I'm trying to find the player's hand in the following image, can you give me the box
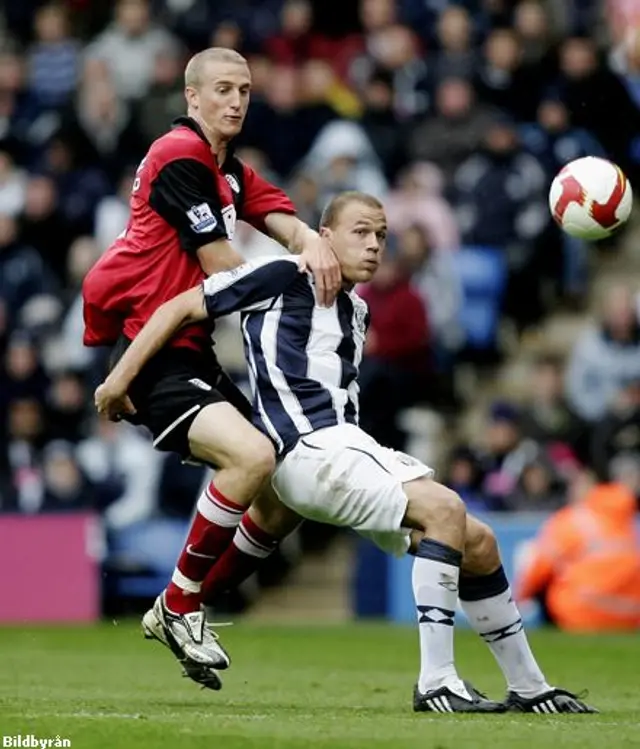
[299,233,341,307]
[94,380,137,422]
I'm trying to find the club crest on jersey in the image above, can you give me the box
[186,203,218,233]
[225,174,240,194]
[353,301,368,335]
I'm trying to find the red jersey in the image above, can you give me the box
[82,116,295,350]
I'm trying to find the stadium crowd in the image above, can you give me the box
[1,0,640,526]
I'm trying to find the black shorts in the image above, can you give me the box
[111,337,252,462]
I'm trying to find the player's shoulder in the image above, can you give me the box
[148,117,212,168]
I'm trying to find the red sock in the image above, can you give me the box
[201,514,279,604]
[164,481,245,614]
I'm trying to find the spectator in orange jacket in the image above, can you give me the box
[516,472,640,631]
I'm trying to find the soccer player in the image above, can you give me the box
[83,47,340,689]
[95,191,596,714]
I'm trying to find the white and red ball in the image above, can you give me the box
[548,156,633,240]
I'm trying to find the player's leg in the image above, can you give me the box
[200,483,302,604]
[134,361,275,686]
[271,425,504,713]
[460,516,597,713]
[401,479,504,713]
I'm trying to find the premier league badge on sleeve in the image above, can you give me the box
[186,203,218,233]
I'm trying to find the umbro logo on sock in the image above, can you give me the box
[480,618,523,643]
[417,605,455,626]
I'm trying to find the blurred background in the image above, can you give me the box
[1,0,640,630]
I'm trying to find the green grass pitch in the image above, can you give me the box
[0,622,638,748]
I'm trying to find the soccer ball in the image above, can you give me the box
[548,156,633,240]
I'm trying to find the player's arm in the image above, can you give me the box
[94,258,300,420]
[94,286,207,420]
[149,157,245,274]
[241,163,341,306]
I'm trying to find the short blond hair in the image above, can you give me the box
[184,47,248,89]
[320,191,385,229]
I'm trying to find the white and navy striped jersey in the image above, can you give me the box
[202,256,369,455]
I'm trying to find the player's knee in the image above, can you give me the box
[239,437,276,482]
[463,518,500,574]
[406,481,466,533]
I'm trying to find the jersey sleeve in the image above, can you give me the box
[149,158,228,252]
[202,256,300,318]
[240,163,296,233]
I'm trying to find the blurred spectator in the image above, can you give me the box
[504,454,566,511]
[558,36,640,185]
[0,331,49,411]
[27,4,80,109]
[77,418,162,528]
[407,77,495,184]
[57,236,102,374]
[474,28,545,122]
[41,135,110,236]
[0,213,56,327]
[520,354,585,459]
[359,70,405,181]
[517,475,640,631]
[0,149,26,217]
[512,0,557,77]
[395,222,464,367]
[590,381,640,481]
[609,451,640,502]
[519,94,605,299]
[477,401,541,510]
[0,52,58,165]
[519,96,606,180]
[351,23,430,120]
[452,117,549,329]
[303,120,388,202]
[135,50,184,147]
[566,283,640,422]
[242,65,337,179]
[45,370,89,444]
[385,162,460,251]
[39,439,96,513]
[358,249,430,450]
[610,26,640,108]
[59,76,144,182]
[445,445,487,513]
[18,174,76,283]
[5,398,47,513]
[286,173,322,229]
[264,0,323,67]
[432,5,478,84]
[94,169,134,253]
[85,0,180,101]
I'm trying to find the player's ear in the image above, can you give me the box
[184,85,198,111]
[319,226,331,241]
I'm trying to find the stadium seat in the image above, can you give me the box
[453,246,508,352]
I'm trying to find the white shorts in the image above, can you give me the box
[272,423,434,557]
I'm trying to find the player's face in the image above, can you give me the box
[188,61,251,140]
[327,202,387,284]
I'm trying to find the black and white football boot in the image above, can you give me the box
[414,680,506,713]
[142,593,230,690]
[504,688,598,714]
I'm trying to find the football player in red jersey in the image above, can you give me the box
[84,48,340,689]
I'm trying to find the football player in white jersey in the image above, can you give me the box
[95,191,595,714]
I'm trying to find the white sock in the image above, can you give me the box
[413,538,468,697]
[460,568,551,698]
